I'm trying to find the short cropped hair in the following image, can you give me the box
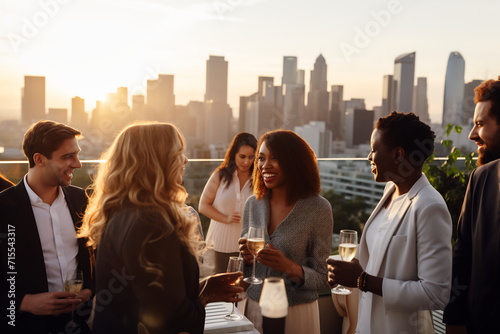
[474,76,500,123]
[23,120,81,168]
[253,130,320,205]
[375,111,435,167]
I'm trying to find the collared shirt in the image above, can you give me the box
[24,175,79,292]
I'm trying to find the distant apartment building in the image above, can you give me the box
[319,160,384,207]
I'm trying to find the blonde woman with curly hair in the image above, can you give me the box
[78,122,243,334]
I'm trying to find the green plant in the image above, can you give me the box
[423,124,476,242]
[321,189,370,235]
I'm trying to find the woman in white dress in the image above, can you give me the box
[199,132,257,273]
[327,112,452,334]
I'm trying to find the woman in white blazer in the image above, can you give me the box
[327,112,452,334]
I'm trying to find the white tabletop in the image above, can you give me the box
[204,302,259,334]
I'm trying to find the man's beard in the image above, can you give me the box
[478,144,500,166]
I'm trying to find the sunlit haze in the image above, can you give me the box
[1,0,499,123]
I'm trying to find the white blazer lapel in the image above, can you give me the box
[370,174,429,275]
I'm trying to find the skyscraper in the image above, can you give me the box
[205,55,228,104]
[21,75,45,124]
[282,56,298,86]
[443,51,465,126]
[258,76,274,96]
[307,54,329,124]
[147,74,175,122]
[393,52,415,113]
[412,77,430,124]
[71,96,87,128]
[463,79,483,125]
[281,56,305,130]
[381,74,394,117]
[329,85,344,140]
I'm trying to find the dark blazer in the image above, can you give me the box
[444,159,500,333]
[0,179,94,333]
[92,208,205,334]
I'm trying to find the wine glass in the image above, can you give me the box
[224,256,244,321]
[243,227,265,285]
[65,269,83,326]
[331,230,358,295]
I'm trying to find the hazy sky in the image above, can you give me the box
[1,0,499,124]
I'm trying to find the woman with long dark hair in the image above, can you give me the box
[199,132,257,273]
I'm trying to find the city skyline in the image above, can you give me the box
[1,0,499,123]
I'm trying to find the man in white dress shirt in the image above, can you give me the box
[1,120,93,333]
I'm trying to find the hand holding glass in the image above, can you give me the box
[331,230,358,295]
[243,227,265,284]
[65,269,83,326]
[224,256,244,320]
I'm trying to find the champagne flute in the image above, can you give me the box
[331,230,358,295]
[65,269,83,326]
[243,227,265,285]
[224,256,244,321]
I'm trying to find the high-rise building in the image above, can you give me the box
[22,75,45,124]
[240,77,283,136]
[463,79,483,125]
[373,106,383,125]
[47,108,67,124]
[258,76,274,96]
[295,121,332,158]
[393,52,415,113]
[205,101,231,146]
[329,85,344,141]
[281,56,304,130]
[132,94,146,119]
[71,96,87,128]
[443,51,465,126]
[205,55,228,105]
[307,54,329,124]
[345,108,374,148]
[412,77,430,124]
[282,56,298,85]
[283,83,305,130]
[381,74,394,117]
[147,74,175,122]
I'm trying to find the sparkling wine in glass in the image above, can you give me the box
[224,256,244,321]
[65,269,83,326]
[243,227,265,285]
[331,230,358,295]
